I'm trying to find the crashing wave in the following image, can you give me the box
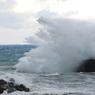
[15,18,95,74]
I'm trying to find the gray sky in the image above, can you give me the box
[0,0,95,44]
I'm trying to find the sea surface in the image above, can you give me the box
[0,45,95,95]
[0,45,34,66]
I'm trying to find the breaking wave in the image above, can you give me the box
[15,18,95,74]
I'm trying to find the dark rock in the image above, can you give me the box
[0,79,6,94]
[7,82,16,93]
[77,59,95,72]
[15,84,30,92]
[0,79,7,91]
[20,84,30,92]
[0,87,4,94]
[0,79,7,86]
[15,84,24,91]
[0,79,30,94]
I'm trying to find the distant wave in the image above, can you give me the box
[0,66,16,71]
[0,60,17,62]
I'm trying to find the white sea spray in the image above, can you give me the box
[15,18,95,74]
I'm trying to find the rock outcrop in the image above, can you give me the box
[0,78,30,94]
[77,59,95,72]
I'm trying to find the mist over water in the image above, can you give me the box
[15,18,95,74]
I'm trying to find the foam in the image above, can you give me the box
[15,18,95,74]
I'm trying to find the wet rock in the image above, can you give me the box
[0,87,4,94]
[7,82,16,93]
[77,59,95,72]
[0,79,7,94]
[0,79,7,91]
[0,79,30,94]
[0,79,7,86]
[15,84,30,92]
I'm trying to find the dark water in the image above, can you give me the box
[0,45,35,66]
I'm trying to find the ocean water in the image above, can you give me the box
[0,46,95,95]
[0,45,34,66]
[1,18,95,95]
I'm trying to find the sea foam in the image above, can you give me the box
[15,18,95,74]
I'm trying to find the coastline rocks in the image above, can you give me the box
[77,59,95,72]
[0,86,4,94]
[0,79,30,94]
[15,84,30,92]
[0,79,7,94]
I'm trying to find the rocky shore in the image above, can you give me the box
[77,59,95,72]
[0,78,30,94]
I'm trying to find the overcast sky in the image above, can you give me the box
[0,0,95,44]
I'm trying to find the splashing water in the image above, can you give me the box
[15,18,95,74]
